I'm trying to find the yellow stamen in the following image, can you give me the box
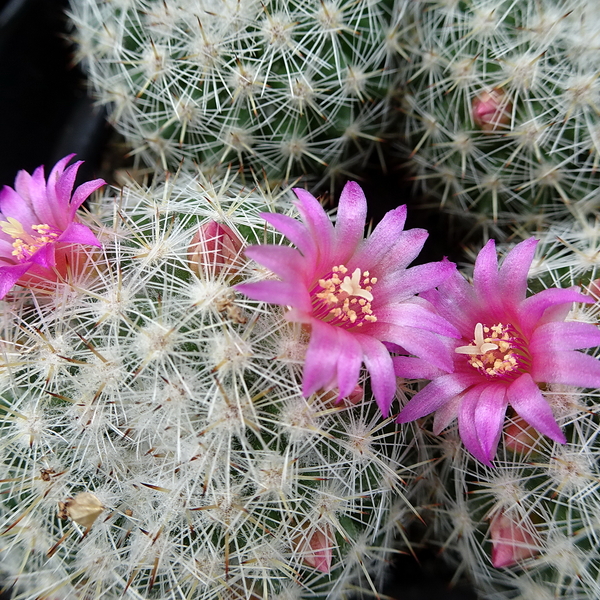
[312,264,378,327]
[0,218,59,262]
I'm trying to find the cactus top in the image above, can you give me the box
[237,181,459,417]
[396,238,600,465]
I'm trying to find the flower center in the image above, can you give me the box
[455,322,528,379]
[0,217,60,262]
[310,265,378,328]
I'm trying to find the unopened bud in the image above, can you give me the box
[303,525,334,573]
[472,88,512,131]
[319,385,364,406]
[505,416,542,455]
[188,221,244,278]
[488,511,540,568]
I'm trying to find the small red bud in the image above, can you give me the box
[319,385,364,406]
[188,221,244,277]
[303,526,334,573]
[504,416,542,455]
[488,511,540,568]
[472,88,512,131]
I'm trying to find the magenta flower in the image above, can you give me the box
[236,181,458,416]
[0,155,105,298]
[396,238,600,465]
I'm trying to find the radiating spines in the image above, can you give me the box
[68,0,403,186]
[395,0,600,239]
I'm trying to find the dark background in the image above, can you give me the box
[0,0,477,598]
[0,0,107,188]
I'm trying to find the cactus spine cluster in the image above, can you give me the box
[396,0,600,234]
[69,0,404,186]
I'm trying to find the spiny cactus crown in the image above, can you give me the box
[69,0,404,186]
[397,0,600,234]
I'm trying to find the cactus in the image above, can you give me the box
[410,224,600,599]
[395,0,600,236]
[0,167,418,600]
[68,0,404,187]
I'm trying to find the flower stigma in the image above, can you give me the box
[311,265,377,327]
[0,218,60,262]
[455,322,528,378]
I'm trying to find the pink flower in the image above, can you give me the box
[236,181,458,416]
[0,155,105,298]
[396,238,600,465]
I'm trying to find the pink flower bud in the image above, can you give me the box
[488,511,540,568]
[504,416,542,455]
[472,88,512,132]
[188,221,243,277]
[303,525,334,573]
[320,385,364,406]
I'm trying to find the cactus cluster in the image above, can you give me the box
[2,1,600,599]
[0,170,418,600]
[396,0,600,234]
[411,227,600,600]
[69,0,404,186]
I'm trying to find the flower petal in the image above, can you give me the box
[58,222,102,247]
[367,228,429,274]
[0,185,37,228]
[334,181,367,259]
[335,329,363,399]
[458,386,490,465]
[355,333,396,417]
[29,243,55,269]
[69,178,106,216]
[16,165,50,223]
[261,212,317,263]
[377,259,457,304]
[244,245,306,281]
[432,394,461,434]
[519,288,591,332]
[376,303,460,338]
[474,383,508,463]
[422,269,482,336]
[349,205,408,269]
[397,373,479,423]
[370,322,455,372]
[0,263,32,298]
[236,280,312,312]
[50,161,82,222]
[303,320,341,397]
[473,239,500,311]
[530,321,600,352]
[530,349,600,389]
[498,238,538,307]
[293,188,334,269]
[392,356,446,380]
[507,373,566,444]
